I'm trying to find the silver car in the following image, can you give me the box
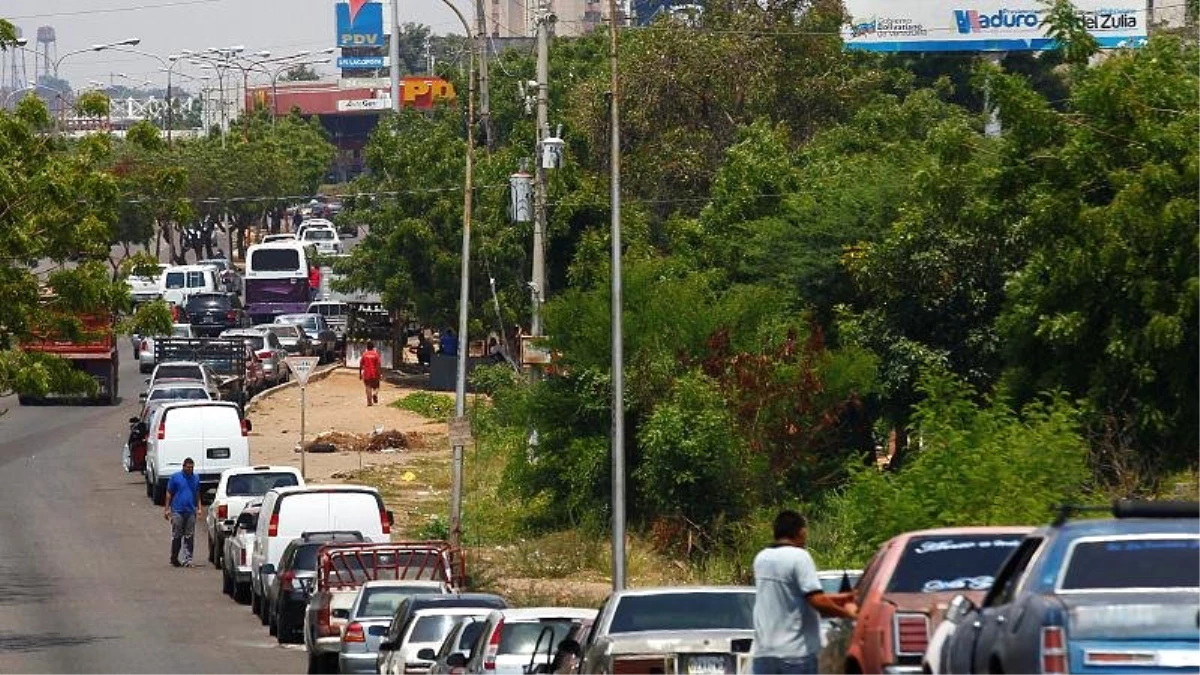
[137,323,196,373]
[221,328,289,385]
[339,581,455,674]
[257,322,309,356]
[459,607,598,675]
[427,618,486,674]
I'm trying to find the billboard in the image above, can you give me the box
[336,0,385,48]
[841,1,1146,52]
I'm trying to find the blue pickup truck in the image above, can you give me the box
[930,500,1199,674]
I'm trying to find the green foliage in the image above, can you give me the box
[74,91,111,118]
[121,299,175,338]
[391,391,456,420]
[823,371,1090,563]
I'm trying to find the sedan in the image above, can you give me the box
[138,323,196,373]
[222,328,289,386]
[274,313,337,363]
[340,581,457,674]
[185,292,248,337]
[257,323,311,356]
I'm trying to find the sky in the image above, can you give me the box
[2,0,465,93]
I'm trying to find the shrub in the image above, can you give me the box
[822,371,1091,564]
[392,391,456,420]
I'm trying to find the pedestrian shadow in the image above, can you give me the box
[0,631,115,652]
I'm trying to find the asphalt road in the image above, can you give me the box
[0,344,304,673]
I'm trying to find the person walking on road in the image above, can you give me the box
[360,340,382,406]
[751,510,857,674]
[163,457,203,567]
[308,264,322,301]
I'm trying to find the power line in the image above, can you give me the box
[7,0,230,19]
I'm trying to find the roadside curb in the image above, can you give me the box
[247,362,343,409]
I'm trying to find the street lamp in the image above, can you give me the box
[101,46,183,144]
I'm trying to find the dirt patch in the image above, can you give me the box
[305,429,420,454]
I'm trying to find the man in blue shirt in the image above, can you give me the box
[163,457,204,567]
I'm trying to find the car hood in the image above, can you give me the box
[604,629,754,654]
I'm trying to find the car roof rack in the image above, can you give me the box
[1053,500,1200,526]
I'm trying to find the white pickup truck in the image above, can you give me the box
[205,466,304,568]
[222,501,262,603]
[127,264,168,306]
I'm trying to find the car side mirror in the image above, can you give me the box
[260,563,276,576]
[138,392,148,403]
[129,416,140,424]
[333,608,350,619]
[134,422,149,437]
[416,648,437,661]
[556,639,582,658]
[446,653,468,668]
[144,378,150,385]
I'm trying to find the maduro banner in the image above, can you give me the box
[841,0,1146,52]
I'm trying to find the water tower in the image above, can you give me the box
[6,25,28,91]
[36,25,56,80]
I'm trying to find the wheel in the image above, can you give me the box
[234,580,250,604]
[251,587,261,616]
[268,608,278,636]
[222,566,234,596]
[307,653,322,674]
[151,480,166,506]
[145,474,153,499]
[259,596,270,625]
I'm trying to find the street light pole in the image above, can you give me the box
[103,46,181,145]
[439,0,476,550]
[607,0,626,592]
[49,38,139,133]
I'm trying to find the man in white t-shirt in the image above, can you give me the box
[752,510,858,674]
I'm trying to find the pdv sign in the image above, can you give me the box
[336,0,384,48]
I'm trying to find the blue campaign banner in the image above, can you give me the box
[336,1,385,48]
[338,56,386,69]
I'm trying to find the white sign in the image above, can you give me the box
[286,356,321,386]
[841,0,1146,53]
[448,416,473,447]
[337,98,391,112]
[339,77,390,89]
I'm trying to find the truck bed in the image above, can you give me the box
[154,337,246,387]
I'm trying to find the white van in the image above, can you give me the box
[249,485,393,614]
[159,264,222,306]
[144,401,251,506]
[244,242,318,323]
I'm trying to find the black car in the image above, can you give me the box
[264,530,367,644]
[185,292,248,336]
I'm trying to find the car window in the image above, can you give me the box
[982,537,1042,607]
[266,333,282,348]
[148,387,209,401]
[498,620,577,655]
[820,572,862,594]
[289,544,323,571]
[358,588,426,618]
[155,365,202,380]
[305,229,335,240]
[171,325,192,338]
[187,294,228,309]
[237,335,265,351]
[458,620,483,652]
[186,271,207,287]
[226,472,300,497]
[609,592,755,633]
[410,615,459,644]
[1061,537,1200,590]
[250,248,301,272]
[165,272,185,289]
[886,534,1025,594]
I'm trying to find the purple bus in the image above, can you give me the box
[244,242,315,323]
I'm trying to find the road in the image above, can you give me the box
[0,345,304,673]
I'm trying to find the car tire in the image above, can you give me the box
[207,535,216,565]
[145,474,153,499]
[234,580,250,604]
[251,587,261,616]
[259,598,270,626]
[222,566,234,596]
[151,481,166,506]
[307,653,322,674]
[268,609,278,636]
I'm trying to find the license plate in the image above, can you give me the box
[685,655,729,675]
[207,447,230,459]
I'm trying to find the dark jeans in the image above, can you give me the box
[170,511,196,564]
[752,655,818,674]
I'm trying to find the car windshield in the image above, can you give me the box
[305,229,335,241]
[410,615,460,644]
[887,534,1025,594]
[278,316,319,332]
[225,472,300,497]
[186,294,229,309]
[1061,537,1200,590]
[609,592,755,633]
[164,271,185,289]
[250,248,301,272]
[498,620,578,656]
[148,386,209,401]
[358,587,439,618]
[236,335,265,351]
[155,365,203,381]
[820,572,861,594]
[170,325,192,338]
[265,325,301,338]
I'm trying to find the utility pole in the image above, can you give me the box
[607,0,626,592]
[389,0,402,112]
[531,3,553,339]
[425,35,435,75]
[473,0,494,150]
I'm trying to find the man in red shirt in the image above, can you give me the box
[308,265,321,300]
[359,341,382,406]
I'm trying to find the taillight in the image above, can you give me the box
[268,511,279,537]
[1041,626,1067,674]
[484,619,503,671]
[226,310,238,320]
[140,339,149,351]
[240,418,250,437]
[380,509,391,535]
[256,349,272,360]
[217,504,228,520]
[893,613,929,656]
[157,419,166,440]
[280,570,296,591]
[317,602,337,637]
[240,548,247,565]
[343,622,366,643]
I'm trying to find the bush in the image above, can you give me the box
[392,391,456,420]
[822,371,1091,564]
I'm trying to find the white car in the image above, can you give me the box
[127,263,168,305]
[145,360,222,401]
[296,218,334,241]
[261,233,296,244]
[204,465,304,568]
[300,226,342,255]
[460,607,598,674]
[222,501,262,603]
